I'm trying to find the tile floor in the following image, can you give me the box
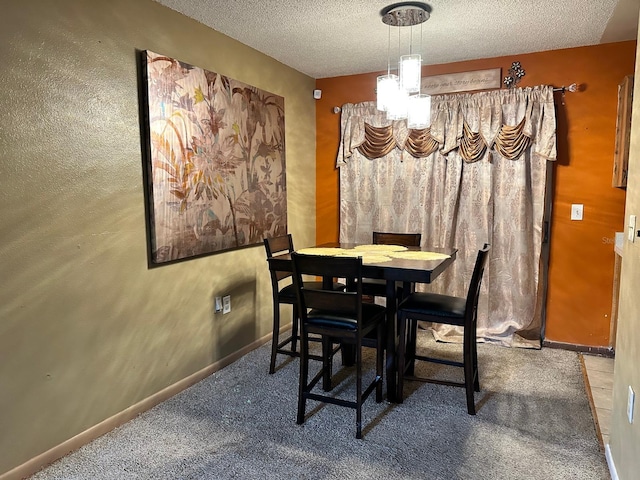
[581,353,615,449]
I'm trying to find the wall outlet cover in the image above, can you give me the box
[223,295,231,314]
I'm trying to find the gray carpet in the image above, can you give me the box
[31,335,609,480]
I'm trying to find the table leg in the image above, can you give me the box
[385,279,397,402]
[400,281,415,375]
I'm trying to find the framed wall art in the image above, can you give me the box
[420,68,502,95]
[141,50,286,264]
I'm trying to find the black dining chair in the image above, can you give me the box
[359,231,422,301]
[396,244,490,414]
[291,252,385,439]
[264,234,345,374]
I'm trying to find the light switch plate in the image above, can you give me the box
[223,295,231,314]
[570,204,583,221]
[629,215,637,242]
[629,386,635,424]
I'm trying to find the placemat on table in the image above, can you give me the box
[388,251,451,260]
[296,247,393,264]
[335,251,392,263]
[353,244,408,252]
[296,247,348,256]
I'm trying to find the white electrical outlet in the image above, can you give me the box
[628,386,635,424]
[223,295,231,314]
[570,204,583,221]
[214,296,223,313]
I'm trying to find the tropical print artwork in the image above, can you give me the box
[143,51,286,263]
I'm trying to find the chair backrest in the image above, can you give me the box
[264,234,294,258]
[264,234,295,287]
[373,231,422,247]
[465,244,490,324]
[291,253,363,324]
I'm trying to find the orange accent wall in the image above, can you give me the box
[316,41,636,347]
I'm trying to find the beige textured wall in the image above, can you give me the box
[0,0,315,474]
[610,12,640,478]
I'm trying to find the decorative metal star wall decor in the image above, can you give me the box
[503,61,526,88]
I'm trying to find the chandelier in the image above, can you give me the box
[377,2,431,129]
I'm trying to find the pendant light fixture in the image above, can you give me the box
[377,2,431,128]
[407,93,431,128]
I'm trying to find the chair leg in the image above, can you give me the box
[355,341,362,439]
[406,320,417,376]
[297,328,309,425]
[463,329,476,415]
[464,364,476,414]
[291,305,299,353]
[472,324,480,392]
[322,336,333,391]
[396,312,407,403]
[376,322,384,403]
[269,301,281,374]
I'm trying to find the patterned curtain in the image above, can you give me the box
[337,86,557,347]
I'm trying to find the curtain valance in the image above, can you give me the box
[336,85,556,165]
[358,124,440,159]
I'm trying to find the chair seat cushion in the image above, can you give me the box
[398,292,466,322]
[307,303,386,331]
[278,281,345,301]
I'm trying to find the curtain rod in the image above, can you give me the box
[553,83,578,93]
[332,83,579,113]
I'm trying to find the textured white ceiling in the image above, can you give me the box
[154,0,638,79]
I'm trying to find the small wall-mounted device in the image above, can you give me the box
[313,89,322,100]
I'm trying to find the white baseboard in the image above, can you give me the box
[0,333,271,480]
[605,443,619,480]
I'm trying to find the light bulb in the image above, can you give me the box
[399,54,422,94]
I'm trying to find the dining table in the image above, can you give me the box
[266,241,457,402]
